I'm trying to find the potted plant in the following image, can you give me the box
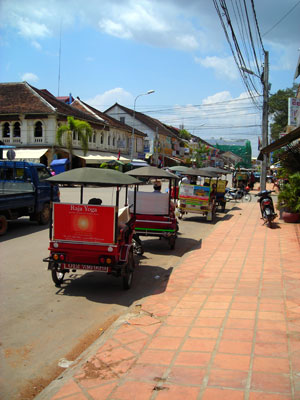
[277,172,300,223]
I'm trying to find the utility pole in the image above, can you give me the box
[260,50,269,191]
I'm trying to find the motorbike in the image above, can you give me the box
[255,190,277,227]
[225,186,251,202]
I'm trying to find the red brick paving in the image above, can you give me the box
[38,200,300,400]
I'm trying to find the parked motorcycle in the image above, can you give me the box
[225,186,252,202]
[255,190,277,227]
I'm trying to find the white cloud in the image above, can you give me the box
[17,17,51,39]
[195,56,238,80]
[21,72,39,82]
[99,19,132,40]
[31,40,42,50]
[157,90,262,156]
[85,88,133,111]
[1,0,298,69]
[202,91,233,104]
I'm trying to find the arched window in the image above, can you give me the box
[3,122,10,138]
[113,135,116,147]
[93,133,96,143]
[108,135,111,146]
[13,122,21,137]
[34,121,43,137]
[100,133,104,145]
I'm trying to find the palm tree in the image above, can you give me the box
[56,116,92,168]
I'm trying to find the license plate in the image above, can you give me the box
[62,263,108,272]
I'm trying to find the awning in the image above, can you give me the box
[220,151,242,163]
[128,159,149,167]
[257,125,300,161]
[164,155,184,164]
[4,148,48,162]
[73,150,131,164]
[118,156,131,164]
[145,153,153,159]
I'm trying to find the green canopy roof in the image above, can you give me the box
[201,166,230,175]
[46,167,141,186]
[168,166,190,173]
[126,166,179,179]
[183,167,218,178]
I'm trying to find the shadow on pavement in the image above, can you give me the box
[138,236,200,256]
[0,219,48,242]
[231,206,242,211]
[54,264,173,306]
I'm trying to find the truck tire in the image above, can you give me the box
[38,203,50,225]
[0,215,8,236]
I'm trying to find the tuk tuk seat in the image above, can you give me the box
[128,190,169,215]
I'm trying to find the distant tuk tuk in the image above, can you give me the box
[126,166,179,252]
[202,167,230,212]
[233,170,249,188]
[177,168,218,222]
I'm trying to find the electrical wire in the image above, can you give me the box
[262,0,300,37]
[212,0,265,109]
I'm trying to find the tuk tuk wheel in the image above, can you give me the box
[123,250,135,290]
[169,236,176,250]
[51,264,65,286]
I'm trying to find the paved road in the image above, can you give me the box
[0,183,233,400]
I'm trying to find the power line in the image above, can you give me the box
[262,0,300,37]
[95,95,263,114]
[213,0,265,108]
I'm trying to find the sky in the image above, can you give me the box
[0,0,300,157]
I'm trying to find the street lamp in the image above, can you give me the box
[131,90,155,161]
[241,51,269,191]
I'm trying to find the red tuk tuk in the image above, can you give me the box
[43,168,141,289]
[125,166,179,253]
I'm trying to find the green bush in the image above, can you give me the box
[277,172,300,213]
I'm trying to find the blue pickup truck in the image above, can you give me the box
[0,161,60,235]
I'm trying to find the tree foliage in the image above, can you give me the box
[277,172,300,213]
[56,116,92,168]
[194,143,209,167]
[269,86,297,141]
[179,129,191,141]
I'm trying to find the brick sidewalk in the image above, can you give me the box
[37,202,300,400]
